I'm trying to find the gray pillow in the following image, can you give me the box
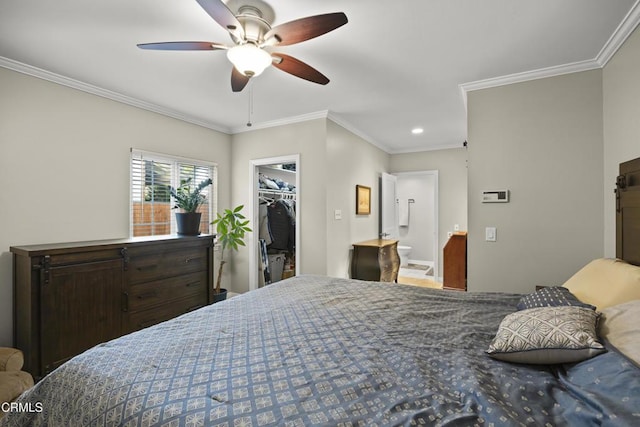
[516,286,595,311]
[487,306,605,364]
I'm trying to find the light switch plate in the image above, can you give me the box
[334,209,342,220]
[485,227,497,242]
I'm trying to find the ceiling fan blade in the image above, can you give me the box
[272,53,329,85]
[231,67,250,92]
[264,12,348,46]
[196,0,244,39]
[137,42,227,51]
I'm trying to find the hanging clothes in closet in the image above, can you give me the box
[267,199,295,253]
[258,191,296,285]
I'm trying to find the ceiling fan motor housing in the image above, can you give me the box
[232,5,272,45]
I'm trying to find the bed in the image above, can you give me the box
[1,272,639,426]
[2,158,640,426]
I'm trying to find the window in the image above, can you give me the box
[130,149,217,237]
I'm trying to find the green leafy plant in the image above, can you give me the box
[211,205,252,293]
[167,178,213,212]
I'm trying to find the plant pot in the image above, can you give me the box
[176,212,201,236]
[213,288,227,303]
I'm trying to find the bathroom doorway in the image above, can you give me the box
[392,171,439,283]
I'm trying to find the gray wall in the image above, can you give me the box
[0,67,232,347]
[466,70,604,293]
[325,120,390,278]
[230,119,328,293]
[229,118,390,289]
[603,24,640,257]
[390,148,468,278]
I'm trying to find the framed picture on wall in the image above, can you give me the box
[356,185,371,215]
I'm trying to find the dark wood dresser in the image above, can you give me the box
[351,239,400,282]
[443,231,467,291]
[11,234,215,379]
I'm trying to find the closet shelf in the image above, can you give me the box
[258,188,296,199]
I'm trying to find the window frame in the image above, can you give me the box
[130,148,218,237]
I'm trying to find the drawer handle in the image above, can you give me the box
[185,281,200,288]
[122,292,129,312]
[137,265,158,272]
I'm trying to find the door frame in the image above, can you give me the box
[380,172,398,239]
[392,170,439,280]
[248,154,300,291]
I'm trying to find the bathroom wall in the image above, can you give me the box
[395,172,436,264]
[390,147,468,278]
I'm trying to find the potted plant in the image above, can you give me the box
[211,205,252,302]
[168,177,213,235]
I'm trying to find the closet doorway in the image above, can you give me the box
[249,155,300,291]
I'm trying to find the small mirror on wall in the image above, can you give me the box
[356,185,371,215]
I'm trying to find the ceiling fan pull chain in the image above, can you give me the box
[247,83,253,127]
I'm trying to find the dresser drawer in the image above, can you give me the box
[127,247,208,284]
[126,271,207,313]
[124,294,206,332]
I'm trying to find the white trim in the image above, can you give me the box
[0,56,367,149]
[459,59,601,109]
[596,0,640,66]
[459,0,640,103]
[231,111,329,134]
[248,154,300,291]
[0,58,395,155]
[461,59,601,94]
[392,170,439,281]
[389,141,465,154]
[0,56,231,134]
[130,148,218,168]
[326,113,390,153]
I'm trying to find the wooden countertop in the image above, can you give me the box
[352,239,399,247]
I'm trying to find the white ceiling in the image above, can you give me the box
[1,0,639,153]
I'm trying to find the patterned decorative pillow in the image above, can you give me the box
[516,286,596,311]
[487,306,605,364]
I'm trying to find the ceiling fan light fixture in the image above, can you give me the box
[227,44,272,77]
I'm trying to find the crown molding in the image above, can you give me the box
[460,59,601,94]
[0,56,231,134]
[597,0,640,66]
[326,112,391,153]
[459,0,640,105]
[0,56,393,152]
[230,110,329,134]
[388,141,465,155]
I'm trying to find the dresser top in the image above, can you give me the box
[10,234,215,256]
[353,239,399,248]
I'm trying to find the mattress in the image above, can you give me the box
[2,275,639,426]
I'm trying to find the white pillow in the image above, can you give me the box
[562,258,640,310]
[600,299,640,366]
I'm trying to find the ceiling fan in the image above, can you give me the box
[137,0,348,92]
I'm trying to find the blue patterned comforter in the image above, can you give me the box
[2,275,639,426]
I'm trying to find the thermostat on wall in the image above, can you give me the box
[482,190,509,203]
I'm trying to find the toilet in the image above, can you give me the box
[397,245,412,267]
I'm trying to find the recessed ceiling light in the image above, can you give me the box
[411,127,424,135]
